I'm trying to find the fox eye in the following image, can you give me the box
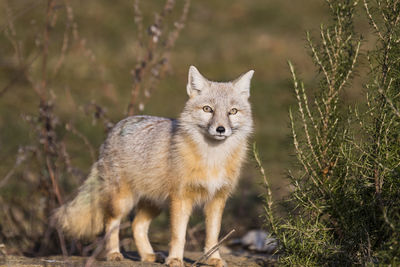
[229,108,238,115]
[202,106,213,113]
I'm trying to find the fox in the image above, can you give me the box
[53,65,254,267]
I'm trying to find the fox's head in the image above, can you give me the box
[180,66,254,142]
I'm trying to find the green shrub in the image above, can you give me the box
[260,0,400,265]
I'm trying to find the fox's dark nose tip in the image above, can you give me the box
[216,126,225,134]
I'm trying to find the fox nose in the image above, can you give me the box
[216,126,225,134]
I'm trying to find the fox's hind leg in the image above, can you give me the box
[105,184,135,261]
[105,216,124,261]
[132,200,163,262]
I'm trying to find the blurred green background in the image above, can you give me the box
[0,0,372,254]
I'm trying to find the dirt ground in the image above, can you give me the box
[0,251,275,267]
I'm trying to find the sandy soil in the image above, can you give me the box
[0,251,275,267]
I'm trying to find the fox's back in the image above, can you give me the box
[98,116,177,195]
[102,115,176,155]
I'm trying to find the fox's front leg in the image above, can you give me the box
[166,195,193,267]
[203,192,228,267]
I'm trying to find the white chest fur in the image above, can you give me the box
[190,140,236,195]
[195,168,229,196]
[177,133,244,199]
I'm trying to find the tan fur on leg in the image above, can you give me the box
[166,196,193,266]
[105,217,123,261]
[204,192,228,261]
[132,201,162,262]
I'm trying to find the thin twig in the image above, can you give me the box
[253,143,277,234]
[289,61,322,169]
[53,0,73,76]
[65,122,96,162]
[127,0,191,115]
[327,40,361,102]
[84,222,130,267]
[191,229,235,267]
[40,0,55,101]
[46,157,63,205]
[364,0,385,41]
[289,109,323,192]
[0,52,41,98]
[307,31,332,88]
[0,0,42,33]
[56,228,68,257]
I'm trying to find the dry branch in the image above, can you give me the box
[191,229,235,267]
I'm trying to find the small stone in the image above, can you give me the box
[241,230,277,253]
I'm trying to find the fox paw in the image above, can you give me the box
[142,252,166,263]
[107,251,124,261]
[207,258,227,267]
[165,257,184,267]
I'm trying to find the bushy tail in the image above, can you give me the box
[52,163,105,239]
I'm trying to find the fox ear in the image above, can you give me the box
[187,65,208,98]
[233,70,254,98]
